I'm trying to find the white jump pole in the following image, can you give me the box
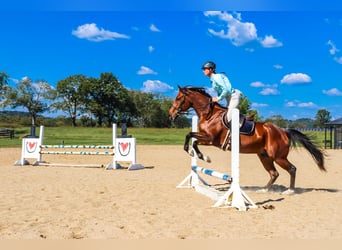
[110,123,120,169]
[177,116,209,188]
[110,123,144,170]
[213,108,257,210]
[17,123,143,170]
[17,125,44,166]
[38,125,44,162]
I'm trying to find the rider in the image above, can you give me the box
[202,61,241,123]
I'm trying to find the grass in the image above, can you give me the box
[0,126,192,148]
[0,126,330,148]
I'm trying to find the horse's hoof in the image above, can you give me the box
[282,189,295,195]
[204,156,211,163]
[188,150,194,157]
[256,188,269,193]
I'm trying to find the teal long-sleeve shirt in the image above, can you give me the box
[210,73,233,101]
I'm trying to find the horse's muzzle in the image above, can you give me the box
[169,113,178,121]
[168,110,179,121]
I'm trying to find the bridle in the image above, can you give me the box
[172,90,215,119]
[171,94,186,116]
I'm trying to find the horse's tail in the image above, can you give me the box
[286,128,326,171]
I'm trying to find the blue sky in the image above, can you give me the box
[1,1,342,120]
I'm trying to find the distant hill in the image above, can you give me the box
[0,111,48,128]
[0,110,31,117]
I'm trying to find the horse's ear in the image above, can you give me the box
[178,85,185,93]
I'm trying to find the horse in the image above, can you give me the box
[169,86,326,194]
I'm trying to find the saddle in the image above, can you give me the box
[221,112,255,135]
[221,112,255,151]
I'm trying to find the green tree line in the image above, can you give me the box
[0,72,191,128]
[0,71,332,128]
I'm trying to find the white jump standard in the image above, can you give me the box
[177,109,257,211]
[15,124,144,170]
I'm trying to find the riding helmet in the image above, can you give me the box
[201,61,216,71]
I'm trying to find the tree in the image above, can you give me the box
[265,114,288,128]
[238,94,251,115]
[52,74,88,127]
[246,109,261,121]
[314,109,331,128]
[128,91,158,127]
[84,73,134,127]
[289,118,314,128]
[3,77,54,132]
[0,71,9,90]
[172,115,190,128]
[128,91,173,127]
[238,95,263,121]
[149,95,173,128]
[0,71,10,104]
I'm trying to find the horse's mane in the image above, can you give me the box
[183,86,212,98]
[183,86,227,109]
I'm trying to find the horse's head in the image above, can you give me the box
[169,86,214,120]
[169,86,192,120]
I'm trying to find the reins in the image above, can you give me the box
[188,91,215,120]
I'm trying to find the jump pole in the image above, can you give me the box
[177,115,210,188]
[177,116,229,201]
[177,109,256,211]
[213,109,256,210]
[110,123,144,170]
[15,124,144,170]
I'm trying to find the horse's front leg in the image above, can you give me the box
[183,132,212,163]
[192,140,211,163]
[183,132,193,154]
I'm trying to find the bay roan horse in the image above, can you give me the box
[169,86,326,194]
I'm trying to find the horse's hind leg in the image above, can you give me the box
[257,152,279,192]
[274,157,296,194]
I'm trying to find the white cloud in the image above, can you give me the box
[9,77,20,84]
[22,76,30,81]
[205,11,257,46]
[285,101,296,107]
[141,80,173,93]
[72,23,130,42]
[286,100,316,108]
[298,102,316,108]
[334,56,342,64]
[251,81,279,95]
[260,88,280,95]
[250,81,277,88]
[323,88,342,96]
[280,73,312,84]
[150,24,161,32]
[251,102,268,108]
[259,35,283,48]
[327,40,342,64]
[250,81,265,87]
[18,76,29,83]
[137,66,157,75]
[273,64,283,69]
[204,11,282,48]
[327,40,339,55]
[148,45,155,53]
